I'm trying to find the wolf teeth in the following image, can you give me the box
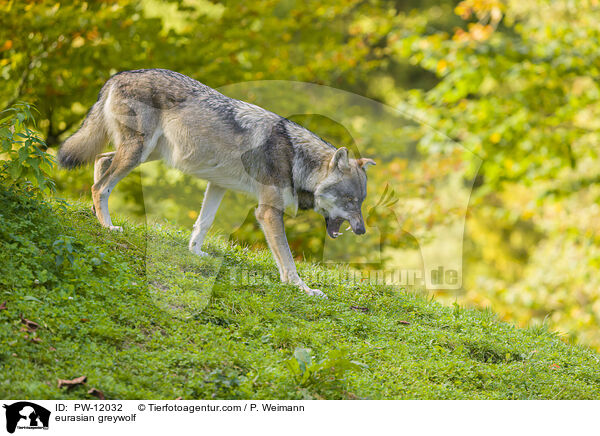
[346,225,351,230]
[333,232,343,237]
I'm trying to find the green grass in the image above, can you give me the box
[1,185,599,399]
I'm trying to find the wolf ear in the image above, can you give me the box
[330,147,350,172]
[357,158,376,170]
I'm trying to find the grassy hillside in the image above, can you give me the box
[1,185,599,400]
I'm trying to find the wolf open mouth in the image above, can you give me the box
[325,216,345,239]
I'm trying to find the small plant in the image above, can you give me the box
[204,368,247,399]
[52,235,80,267]
[453,301,461,319]
[0,102,55,192]
[286,347,367,388]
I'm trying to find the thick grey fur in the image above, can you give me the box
[58,69,375,297]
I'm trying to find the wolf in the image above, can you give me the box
[58,69,375,297]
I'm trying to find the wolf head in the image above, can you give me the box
[313,147,376,239]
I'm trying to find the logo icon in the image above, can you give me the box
[2,402,50,434]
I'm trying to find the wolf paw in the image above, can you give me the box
[189,246,210,257]
[109,225,123,232]
[307,288,328,298]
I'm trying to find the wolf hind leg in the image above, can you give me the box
[189,182,227,256]
[94,152,116,184]
[90,152,116,215]
[91,135,143,231]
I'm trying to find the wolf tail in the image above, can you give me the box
[58,89,109,169]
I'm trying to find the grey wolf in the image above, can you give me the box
[58,69,375,297]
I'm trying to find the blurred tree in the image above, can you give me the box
[1,0,460,146]
[396,0,600,347]
[397,0,600,189]
[0,1,168,146]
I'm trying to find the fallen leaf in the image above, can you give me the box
[49,346,56,351]
[31,337,43,343]
[88,387,105,400]
[398,320,411,325]
[175,397,182,400]
[0,301,7,310]
[350,306,369,313]
[57,376,87,389]
[20,314,39,332]
[80,318,90,323]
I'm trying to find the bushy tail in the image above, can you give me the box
[58,91,109,169]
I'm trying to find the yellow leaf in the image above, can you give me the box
[72,36,85,48]
[437,59,448,74]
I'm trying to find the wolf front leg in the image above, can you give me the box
[255,203,326,298]
[189,183,227,256]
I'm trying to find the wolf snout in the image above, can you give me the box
[349,218,366,235]
[353,224,366,235]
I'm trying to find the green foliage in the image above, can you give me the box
[400,0,600,348]
[0,0,166,145]
[286,347,367,389]
[398,0,600,190]
[1,192,599,399]
[52,235,79,268]
[0,0,451,145]
[0,103,55,192]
